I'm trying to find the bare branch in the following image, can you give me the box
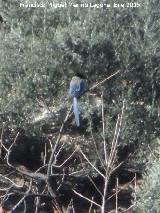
[89,197,94,213]
[47,105,72,178]
[0,124,4,157]
[87,175,103,197]
[101,176,109,213]
[107,100,125,170]
[0,174,24,189]
[89,70,120,91]
[6,132,20,167]
[115,178,119,213]
[54,147,78,168]
[46,106,72,212]
[11,179,33,212]
[79,148,105,178]
[73,190,101,208]
[90,123,105,168]
[101,92,107,167]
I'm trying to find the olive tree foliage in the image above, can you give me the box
[0,0,159,152]
[135,138,160,212]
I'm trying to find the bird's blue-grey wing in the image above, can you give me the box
[69,79,81,97]
[80,79,86,94]
[68,76,86,126]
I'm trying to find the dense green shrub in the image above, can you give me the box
[135,138,160,212]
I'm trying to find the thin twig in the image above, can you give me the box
[89,197,94,213]
[107,114,120,170]
[89,70,120,91]
[0,174,23,189]
[0,125,4,157]
[134,173,137,203]
[56,169,65,191]
[73,190,101,208]
[43,142,47,166]
[6,132,20,167]
[79,148,105,178]
[115,177,119,213]
[101,92,107,167]
[108,100,125,170]
[90,122,105,168]
[35,186,40,213]
[111,100,125,164]
[11,179,33,212]
[47,106,72,178]
[54,147,78,168]
[46,106,72,212]
[87,175,103,197]
[107,176,136,201]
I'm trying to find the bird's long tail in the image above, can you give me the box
[73,97,80,127]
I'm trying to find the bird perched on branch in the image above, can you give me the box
[69,75,86,127]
